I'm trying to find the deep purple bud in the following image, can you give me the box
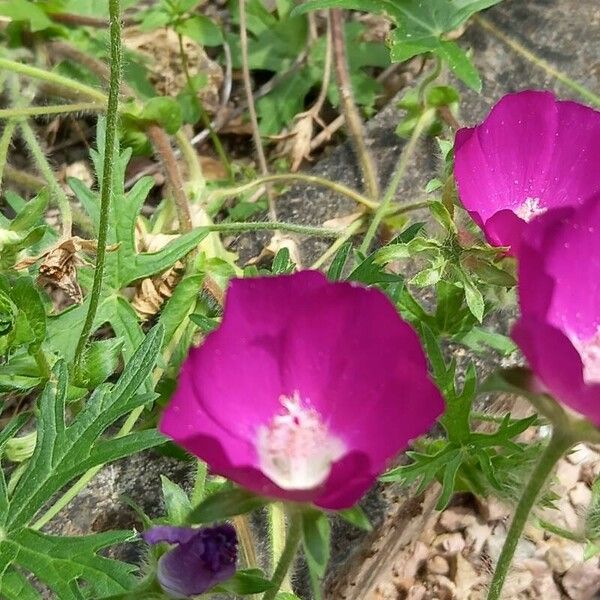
[143,524,237,598]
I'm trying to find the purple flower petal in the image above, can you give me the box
[513,197,600,425]
[144,524,237,599]
[455,91,600,252]
[160,272,444,509]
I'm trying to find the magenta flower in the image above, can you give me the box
[160,271,444,509]
[143,524,237,598]
[454,90,600,253]
[512,196,600,425]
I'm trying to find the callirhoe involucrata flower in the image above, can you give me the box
[160,271,444,509]
[454,90,600,253]
[143,524,237,598]
[513,196,600,425]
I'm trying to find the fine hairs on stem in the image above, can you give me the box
[360,109,435,253]
[6,76,73,238]
[73,0,123,368]
[330,8,380,202]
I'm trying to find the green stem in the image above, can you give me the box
[269,503,291,590]
[0,57,107,103]
[199,221,342,238]
[360,109,434,253]
[417,55,442,105]
[18,119,73,236]
[311,215,365,269]
[209,173,379,211]
[73,0,122,369]
[175,129,204,187]
[0,120,17,192]
[0,102,102,119]
[263,510,302,600]
[486,428,576,600]
[476,16,600,108]
[177,33,232,179]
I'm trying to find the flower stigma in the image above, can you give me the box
[515,197,547,222]
[257,391,345,490]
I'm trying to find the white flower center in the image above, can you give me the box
[571,329,600,384]
[515,197,547,222]
[257,392,345,491]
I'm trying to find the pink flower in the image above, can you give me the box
[454,91,600,253]
[512,196,600,425]
[160,271,444,510]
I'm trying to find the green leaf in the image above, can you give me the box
[137,97,183,135]
[271,247,295,274]
[436,449,462,509]
[214,569,273,594]
[9,190,49,233]
[327,241,352,280]
[187,488,270,524]
[158,273,203,345]
[457,270,484,322]
[301,509,330,576]
[438,40,481,91]
[0,0,53,31]
[0,287,18,336]
[75,338,124,388]
[6,324,164,530]
[301,509,330,600]
[0,529,136,599]
[176,15,223,46]
[338,505,372,531]
[160,475,192,525]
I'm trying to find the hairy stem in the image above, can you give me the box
[330,9,380,201]
[476,15,600,108]
[73,0,122,368]
[147,124,193,233]
[0,102,102,119]
[0,120,17,192]
[311,215,365,269]
[486,428,575,600]
[263,510,302,600]
[208,173,378,210]
[0,57,106,103]
[360,109,434,253]
[269,503,292,591]
[19,120,73,237]
[239,0,276,219]
[198,220,343,238]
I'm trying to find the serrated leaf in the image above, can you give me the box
[0,529,136,599]
[7,325,164,530]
